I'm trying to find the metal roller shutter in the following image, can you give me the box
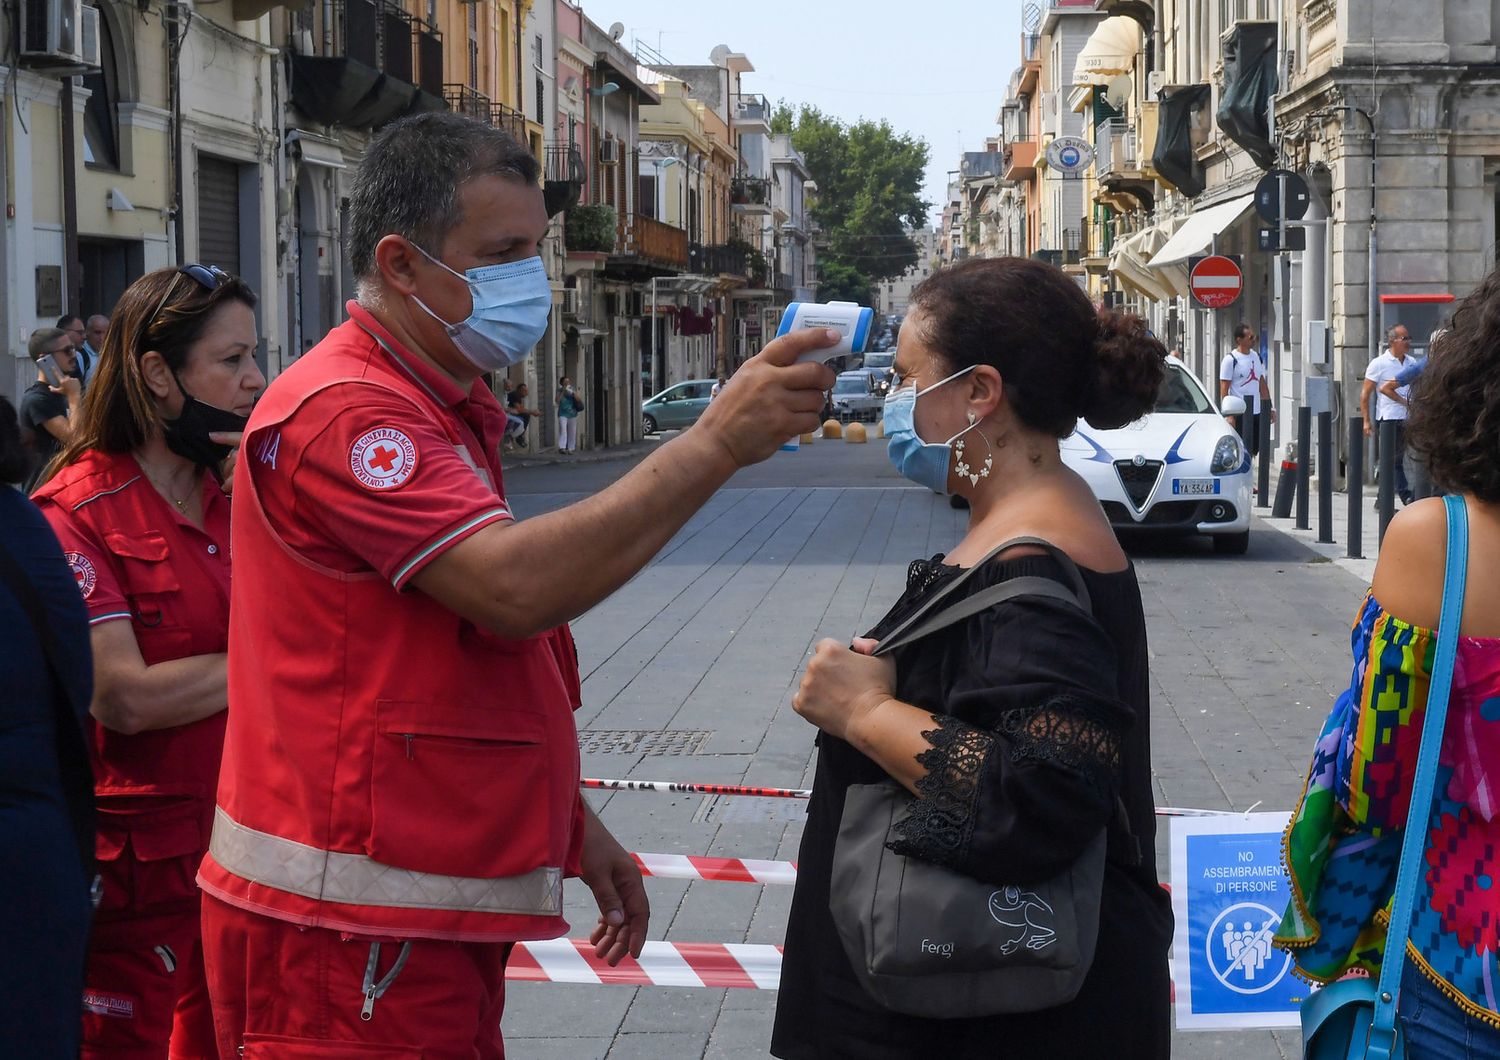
[198,155,241,277]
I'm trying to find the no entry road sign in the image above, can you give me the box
[1189,255,1244,309]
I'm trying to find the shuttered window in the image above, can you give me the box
[198,155,241,277]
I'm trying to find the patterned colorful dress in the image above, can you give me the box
[1276,592,1500,1027]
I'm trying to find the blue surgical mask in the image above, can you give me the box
[410,244,552,371]
[883,365,978,494]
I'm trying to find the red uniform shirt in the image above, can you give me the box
[253,304,513,586]
[33,450,231,814]
[201,304,584,943]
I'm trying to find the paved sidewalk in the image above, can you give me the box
[503,436,667,470]
[495,457,1364,1057]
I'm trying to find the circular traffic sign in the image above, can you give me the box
[1189,255,1244,309]
[1253,169,1310,223]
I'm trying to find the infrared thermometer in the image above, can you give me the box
[778,301,874,363]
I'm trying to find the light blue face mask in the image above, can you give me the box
[410,244,552,371]
[883,365,979,494]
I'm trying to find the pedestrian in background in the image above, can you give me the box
[58,314,97,386]
[0,394,96,1060]
[556,375,581,453]
[1277,267,1500,1056]
[1379,329,1437,501]
[83,314,109,384]
[32,263,263,1058]
[711,374,728,399]
[1361,323,1419,505]
[1218,323,1273,453]
[197,110,834,1057]
[19,327,83,491]
[505,381,542,448]
[774,257,1172,1058]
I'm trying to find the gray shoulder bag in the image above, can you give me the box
[829,537,1112,1018]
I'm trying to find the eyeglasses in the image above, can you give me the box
[148,263,232,329]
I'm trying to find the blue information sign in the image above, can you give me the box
[1169,812,1302,1030]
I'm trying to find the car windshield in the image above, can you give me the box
[861,353,894,371]
[834,376,869,396]
[1156,364,1214,414]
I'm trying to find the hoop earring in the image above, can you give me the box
[951,412,994,488]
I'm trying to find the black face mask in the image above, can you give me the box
[162,373,249,480]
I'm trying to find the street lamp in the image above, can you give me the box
[590,81,621,143]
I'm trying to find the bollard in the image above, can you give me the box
[1317,411,1334,544]
[1347,415,1364,559]
[1272,442,1298,519]
[1378,418,1397,544]
[1296,406,1312,531]
[822,419,842,440]
[844,422,867,444]
[1257,407,1272,507]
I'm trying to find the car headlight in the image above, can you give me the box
[1210,434,1246,475]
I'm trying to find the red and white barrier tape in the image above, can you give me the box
[509,939,783,989]
[633,851,797,885]
[586,777,1235,818]
[584,777,811,799]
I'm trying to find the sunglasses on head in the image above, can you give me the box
[148,263,232,328]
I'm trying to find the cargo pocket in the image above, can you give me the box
[104,532,193,663]
[94,797,205,916]
[369,701,552,880]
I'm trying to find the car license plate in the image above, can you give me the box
[1172,478,1220,496]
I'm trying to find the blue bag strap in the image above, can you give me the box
[1367,494,1469,1060]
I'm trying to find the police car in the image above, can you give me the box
[1059,360,1253,554]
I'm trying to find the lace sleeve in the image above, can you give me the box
[886,714,993,870]
[887,695,1123,872]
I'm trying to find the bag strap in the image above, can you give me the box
[872,537,1092,658]
[1367,493,1468,1059]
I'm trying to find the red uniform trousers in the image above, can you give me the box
[81,901,214,1060]
[201,895,512,1058]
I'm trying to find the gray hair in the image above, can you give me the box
[28,327,67,360]
[347,112,541,282]
[1386,322,1411,341]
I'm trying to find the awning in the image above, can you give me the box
[1073,16,1142,86]
[1109,228,1175,303]
[1147,194,1255,268]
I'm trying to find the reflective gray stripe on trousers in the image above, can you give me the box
[208,807,563,916]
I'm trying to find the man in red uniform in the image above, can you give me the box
[199,112,835,1055]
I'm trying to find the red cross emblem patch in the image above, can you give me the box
[64,551,97,598]
[350,427,418,491]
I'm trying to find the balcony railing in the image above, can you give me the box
[1003,141,1038,180]
[732,94,771,131]
[444,83,491,121]
[290,0,444,129]
[1022,32,1041,61]
[730,176,771,208]
[1096,118,1137,176]
[689,241,749,276]
[545,141,584,184]
[616,213,689,268]
[491,101,528,145]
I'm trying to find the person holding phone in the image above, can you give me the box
[19,328,83,491]
[31,264,264,1059]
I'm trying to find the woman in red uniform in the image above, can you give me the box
[33,264,263,1058]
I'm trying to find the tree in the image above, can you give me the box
[772,103,929,299]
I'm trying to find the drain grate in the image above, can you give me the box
[577,729,713,755]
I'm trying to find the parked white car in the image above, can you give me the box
[1059,360,1253,554]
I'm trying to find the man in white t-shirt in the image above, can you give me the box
[1361,323,1422,504]
[1219,324,1273,453]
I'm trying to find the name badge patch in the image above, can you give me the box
[350,427,418,491]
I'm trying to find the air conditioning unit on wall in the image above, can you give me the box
[21,0,102,71]
[599,139,621,166]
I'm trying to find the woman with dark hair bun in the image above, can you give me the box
[1277,268,1500,1054]
[31,264,264,1058]
[773,257,1172,1057]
